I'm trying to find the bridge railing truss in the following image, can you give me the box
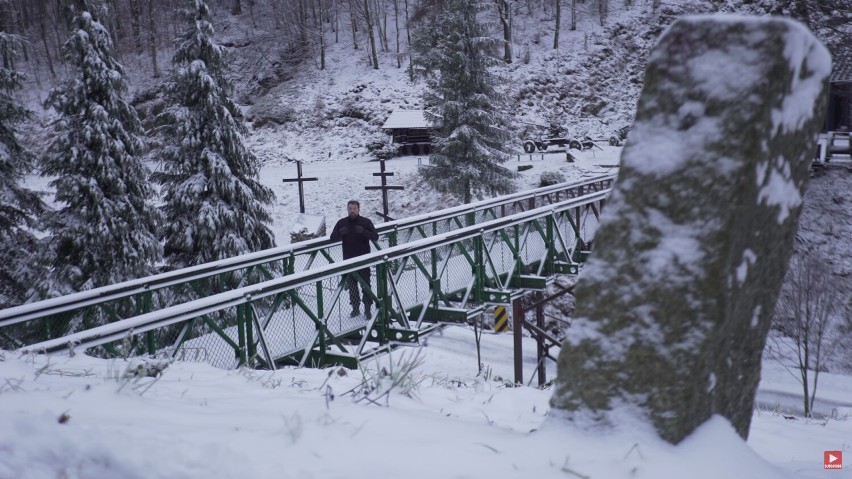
[0,176,613,351]
[16,188,610,369]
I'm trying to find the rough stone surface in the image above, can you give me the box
[550,15,831,444]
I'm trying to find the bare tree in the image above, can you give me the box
[772,252,844,418]
[552,0,560,49]
[393,0,400,67]
[359,0,379,68]
[348,0,359,49]
[570,0,576,31]
[495,0,511,62]
[146,0,158,77]
[318,0,326,69]
[128,0,142,53]
[36,0,56,77]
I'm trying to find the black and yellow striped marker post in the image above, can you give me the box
[494,306,509,332]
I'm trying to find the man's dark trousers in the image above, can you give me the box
[348,268,372,314]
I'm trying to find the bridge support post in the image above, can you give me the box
[545,216,555,275]
[246,304,256,365]
[512,296,523,386]
[376,263,390,343]
[236,304,248,367]
[536,293,546,387]
[473,235,485,303]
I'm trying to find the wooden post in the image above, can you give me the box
[282,161,319,214]
[512,297,523,386]
[365,159,404,222]
[536,292,546,387]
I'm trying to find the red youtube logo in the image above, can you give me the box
[824,451,843,470]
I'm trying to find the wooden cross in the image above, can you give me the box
[365,160,404,222]
[282,160,318,214]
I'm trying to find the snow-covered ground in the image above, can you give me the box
[1,326,850,479]
[258,147,621,246]
[6,1,852,477]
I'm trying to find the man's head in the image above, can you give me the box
[347,200,360,219]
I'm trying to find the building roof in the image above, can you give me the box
[831,51,852,84]
[382,110,431,129]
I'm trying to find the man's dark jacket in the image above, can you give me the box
[330,215,379,259]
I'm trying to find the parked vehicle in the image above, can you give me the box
[608,125,631,146]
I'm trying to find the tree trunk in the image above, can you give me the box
[319,0,326,69]
[394,0,400,68]
[403,0,410,45]
[129,0,143,53]
[146,0,159,77]
[598,0,607,26]
[350,0,359,49]
[271,0,281,29]
[363,0,379,69]
[0,8,10,70]
[571,0,577,31]
[380,0,389,52]
[801,343,810,417]
[404,0,412,79]
[38,1,56,78]
[553,0,560,49]
[335,0,340,43]
[231,0,242,15]
[496,0,512,63]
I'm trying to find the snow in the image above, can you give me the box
[2,327,850,479]
[381,109,430,129]
[756,157,803,223]
[773,20,832,136]
[5,4,851,478]
[289,213,326,235]
[258,150,620,246]
[737,249,758,285]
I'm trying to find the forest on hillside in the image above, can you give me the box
[3,0,850,106]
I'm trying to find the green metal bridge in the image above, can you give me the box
[0,175,614,371]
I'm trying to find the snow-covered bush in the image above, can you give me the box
[365,133,397,160]
[539,170,566,187]
[249,95,297,128]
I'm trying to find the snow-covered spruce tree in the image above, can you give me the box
[36,0,162,300]
[411,0,516,204]
[0,33,45,309]
[153,0,275,272]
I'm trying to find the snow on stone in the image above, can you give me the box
[772,20,832,136]
[750,305,762,328]
[736,249,758,285]
[756,157,802,223]
[641,208,706,283]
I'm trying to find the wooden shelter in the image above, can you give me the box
[826,51,852,132]
[382,110,434,155]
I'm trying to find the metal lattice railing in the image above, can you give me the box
[0,175,614,353]
[15,187,611,369]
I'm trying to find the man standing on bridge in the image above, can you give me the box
[330,200,379,318]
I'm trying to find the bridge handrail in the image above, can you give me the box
[20,189,611,354]
[0,174,615,326]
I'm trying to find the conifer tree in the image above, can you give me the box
[154,0,275,271]
[412,0,516,204]
[37,0,162,298]
[0,33,44,308]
